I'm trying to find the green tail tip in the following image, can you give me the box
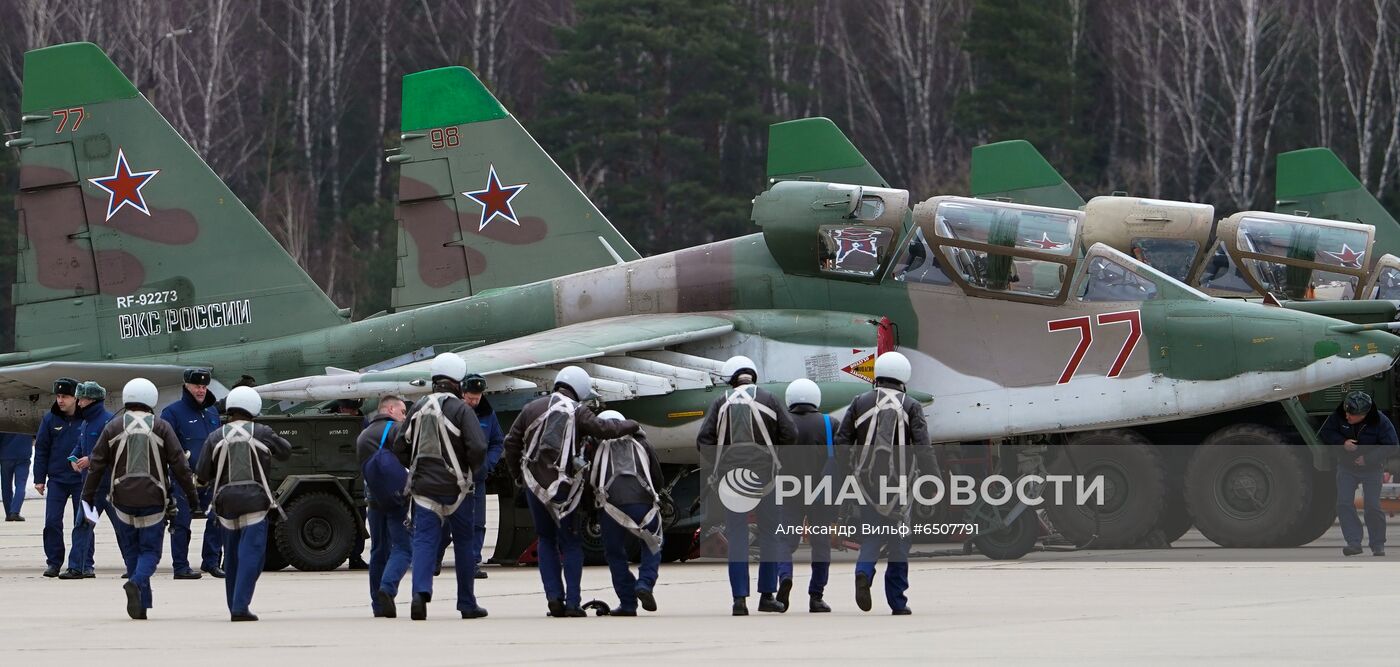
[970,140,1065,195]
[1276,148,1364,199]
[400,66,507,132]
[22,41,138,113]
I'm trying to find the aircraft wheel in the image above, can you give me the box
[581,510,607,566]
[972,507,1039,560]
[1279,470,1337,546]
[1045,430,1165,548]
[1184,425,1311,547]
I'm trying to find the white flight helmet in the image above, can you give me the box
[873,351,912,384]
[122,378,159,409]
[554,366,593,399]
[225,386,263,418]
[597,410,625,421]
[429,352,468,382]
[720,355,758,385]
[785,378,821,408]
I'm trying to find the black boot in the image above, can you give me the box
[58,568,84,579]
[732,596,748,616]
[757,593,786,613]
[775,577,792,613]
[460,605,489,619]
[637,588,657,612]
[1343,545,1364,556]
[410,593,428,621]
[348,556,369,571]
[855,572,873,612]
[231,612,259,622]
[43,565,59,578]
[891,607,912,616]
[375,589,396,618]
[547,598,566,617]
[809,593,831,613]
[202,566,226,579]
[561,605,587,618]
[123,581,146,620]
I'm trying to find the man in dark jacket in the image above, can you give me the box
[505,365,639,617]
[65,381,116,579]
[695,356,797,616]
[83,378,200,620]
[591,409,664,616]
[433,374,506,579]
[160,368,224,579]
[835,352,937,615]
[195,386,291,621]
[1320,391,1399,556]
[775,378,838,613]
[358,395,410,617]
[391,353,488,621]
[34,377,84,578]
[1,432,32,521]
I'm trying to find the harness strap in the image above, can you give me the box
[209,422,284,522]
[711,385,782,492]
[853,388,911,517]
[522,394,587,523]
[407,395,472,519]
[112,507,165,529]
[592,437,663,554]
[823,414,834,459]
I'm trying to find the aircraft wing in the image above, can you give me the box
[256,313,736,402]
[0,362,194,399]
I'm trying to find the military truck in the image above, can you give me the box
[255,413,366,571]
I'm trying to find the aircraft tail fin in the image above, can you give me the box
[390,67,639,310]
[766,118,888,187]
[1275,148,1400,257]
[970,140,1085,210]
[9,42,345,361]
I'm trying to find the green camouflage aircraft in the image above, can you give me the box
[3,44,1398,553]
[966,139,1400,549]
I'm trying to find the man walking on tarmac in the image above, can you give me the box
[696,356,797,616]
[835,351,939,615]
[66,381,115,579]
[358,395,411,617]
[34,377,85,578]
[776,378,838,613]
[161,368,224,579]
[1320,390,1399,557]
[195,386,291,621]
[392,353,488,620]
[81,378,200,620]
[506,366,640,617]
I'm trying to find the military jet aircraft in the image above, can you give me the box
[965,138,1400,550]
[4,44,1398,558]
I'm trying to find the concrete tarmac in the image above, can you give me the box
[2,505,1397,665]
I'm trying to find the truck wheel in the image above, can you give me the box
[973,508,1039,560]
[263,535,290,572]
[274,492,356,571]
[1045,430,1165,548]
[1280,470,1337,546]
[1184,425,1311,547]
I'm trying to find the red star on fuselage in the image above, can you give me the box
[87,148,160,221]
[462,164,528,231]
[1324,243,1365,268]
[1023,232,1067,251]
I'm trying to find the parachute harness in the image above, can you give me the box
[406,393,474,519]
[522,393,586,523]
[208,421,283,529]
[110,412,168,529]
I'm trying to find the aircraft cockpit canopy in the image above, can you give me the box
[1202,212,1375,301]
[912,196,1082,304]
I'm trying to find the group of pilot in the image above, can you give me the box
[18,349,941,621]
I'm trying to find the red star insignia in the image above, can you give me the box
[1023,232,1068,251]
[87,148,160,221]
[462,165,528,231]
[1324,243,1365,268]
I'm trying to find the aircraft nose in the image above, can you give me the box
[1322,326,1400,365]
